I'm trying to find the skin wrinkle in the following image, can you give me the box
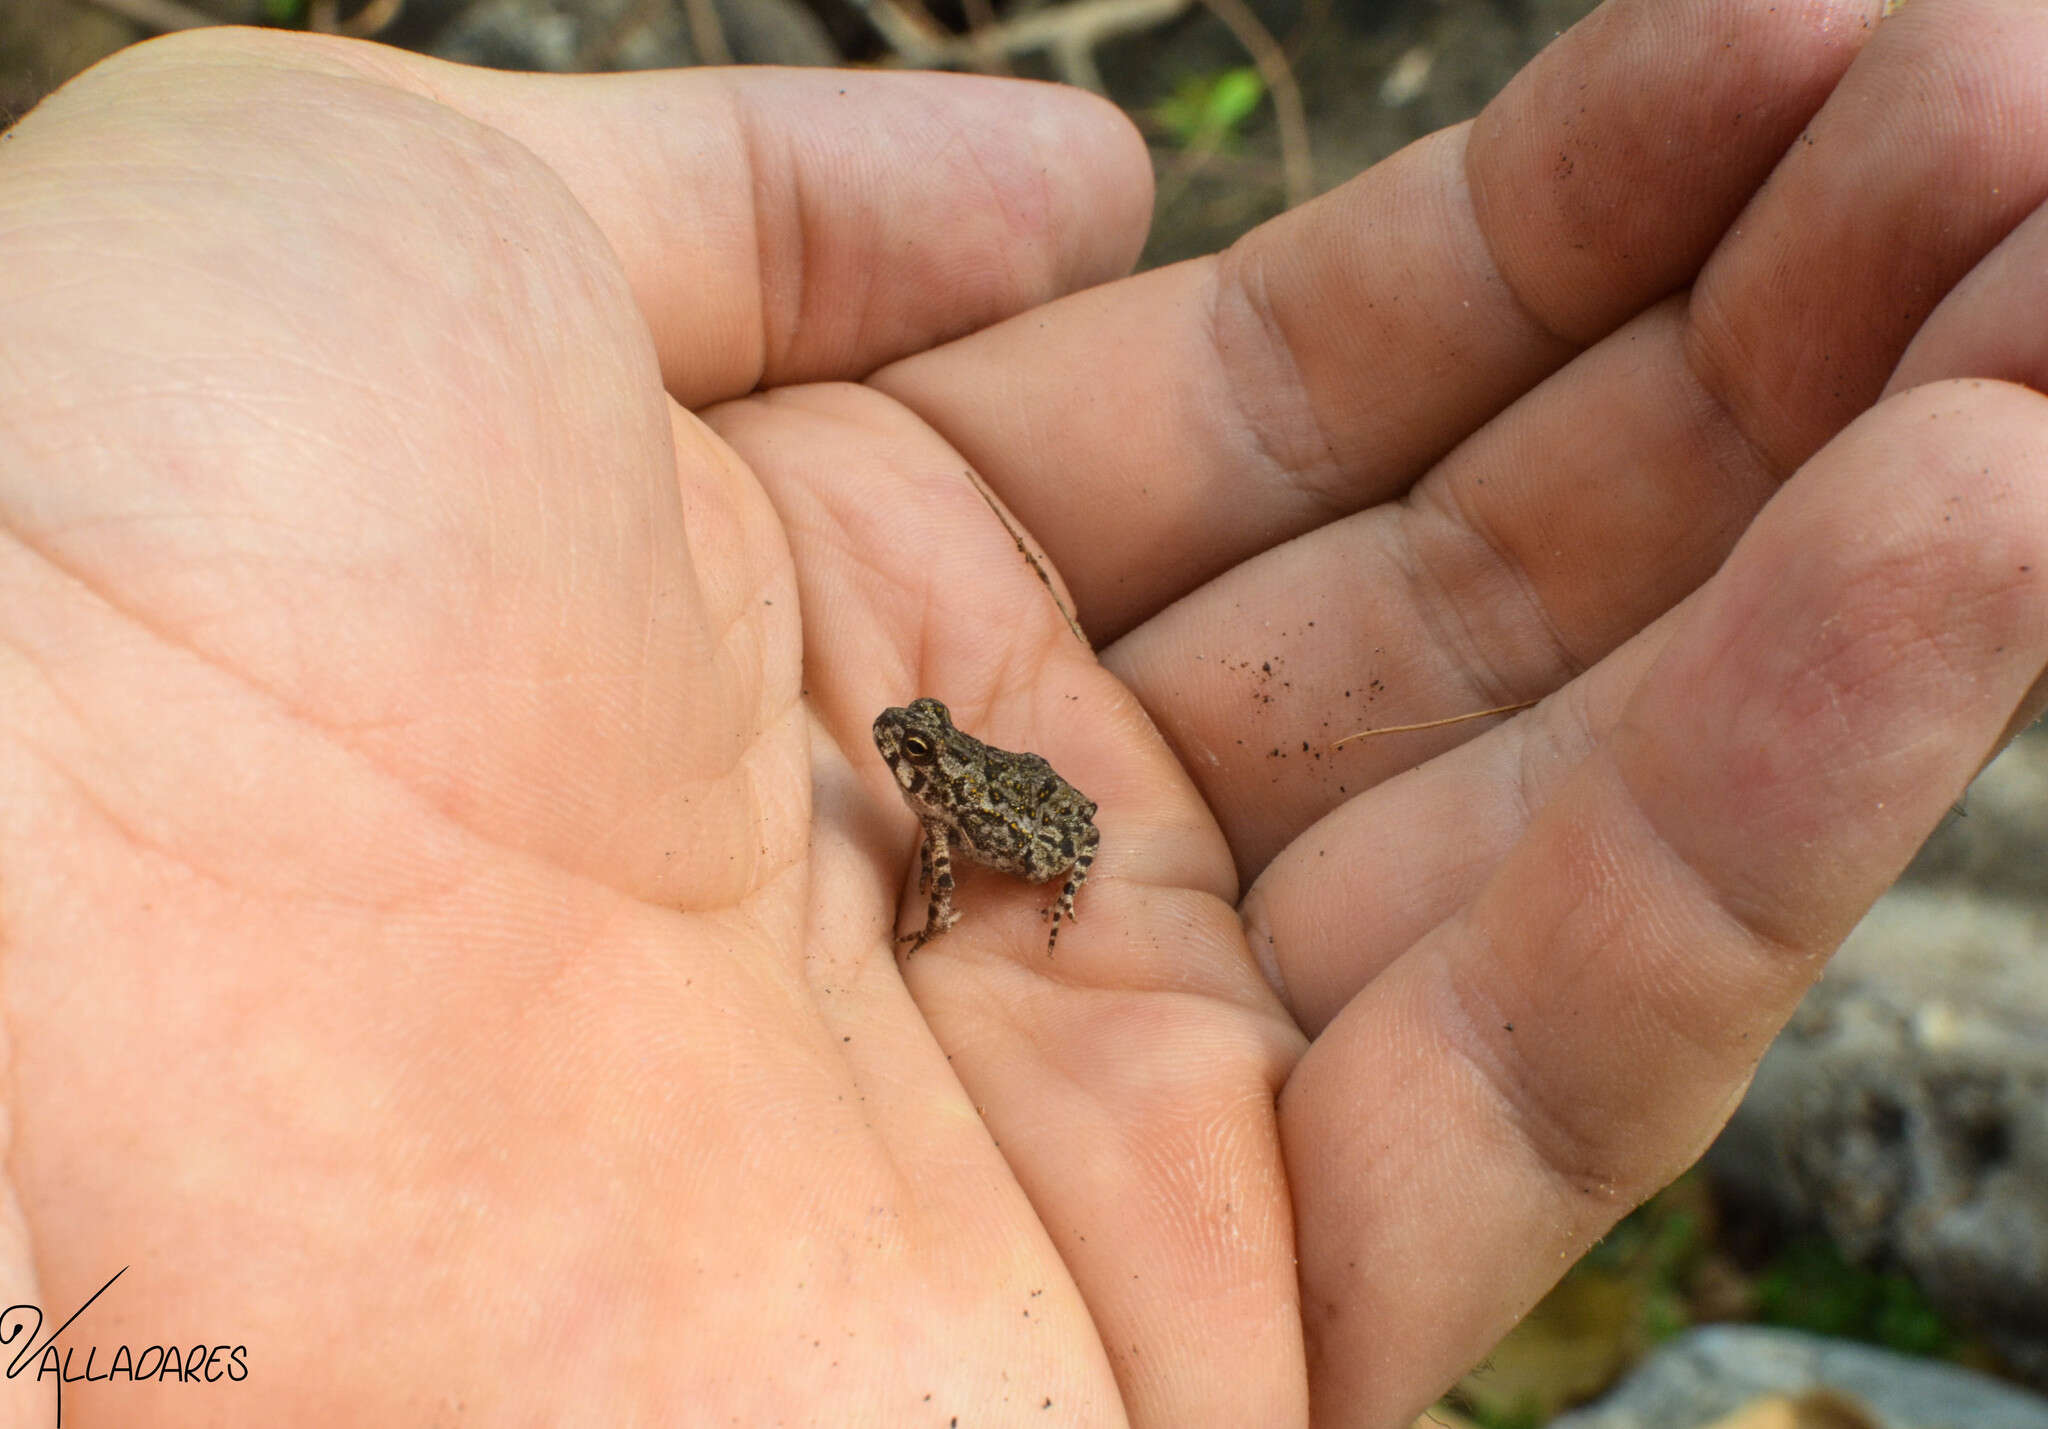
[1405,304,1748,703]
[699,712,800,914]
[4,627,473,925]
[1602,744,1825,1058]
[1378,497,1544,718]
[956,120,1051,278]
[1460,125,1601,363]
[1410,468,1590,690]
[729,83,792,390]
[1606,697,1825,976]
[1685,282,1817,482]
[621,487,782,894]
[1207,250,1351,523]
[1500,706,1553,839]
[1425,905,1633,1206]
[0,1024,26,1322]
[1680,299,1807,497]
[1661,326,1784,560]
[1245,292,1966,1048]
[6,700,237,908]
[1241,899,1290,1014]
[1362,285,1785,739]
[1694,654,1967,941]
[5,466,764,916]
[1429,914,1623,1192]
[639,76,769,400]
[842,225,884,382]
[0,528,361,869]
[1487,755,1796,1181]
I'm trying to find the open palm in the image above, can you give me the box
[3,3,2045,1425]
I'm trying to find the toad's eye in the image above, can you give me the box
[902,733,937,763]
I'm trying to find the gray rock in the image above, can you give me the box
[432,0,835,73]
[1547,1325,2048,1429]
[1704,728,2048,1385]
[1905,727,2048,905]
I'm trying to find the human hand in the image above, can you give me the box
[0,30,1171,1423]
[876,0,2048,1415]
[1,4,2042,1429]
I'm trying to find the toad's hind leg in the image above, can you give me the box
[1045,822,1100,953]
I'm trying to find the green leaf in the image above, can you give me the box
[1153,67,1266,149]
[1203,68,1265,131]
[1754,1236,1955,1356]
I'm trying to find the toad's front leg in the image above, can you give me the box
[901,822,960,954]
[916,816,936,894]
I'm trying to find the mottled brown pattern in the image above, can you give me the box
[872,698,1099,954]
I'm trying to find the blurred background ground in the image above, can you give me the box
[3,0,1605,264]
[4,1,2043,1425]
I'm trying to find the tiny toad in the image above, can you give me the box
[872,698,1100,954]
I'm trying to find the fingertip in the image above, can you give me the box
[1471,0,1884,344]
[947,75,1153,290]
[652,68,1153,382]
[1056,85,1157,287]
[1691,0,2048,473]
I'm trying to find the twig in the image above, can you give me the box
[857,0,984,60]
[338,0,403,36]
[1332,699,1537,749]
[81,0,215,31]
[856,0,1192,91]
[856,0,1311,206]
[307,0,400,33]
[1194,0,1313,207]
[1138,133,1292,187]
[681,0,731,64]
[1153,128,1226,218]
[959,0,1012,75]
[1282,0,1327,64]
[964,470,1091,651]
[576,0,666,71]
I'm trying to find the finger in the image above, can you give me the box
[874,0,1881,639]
[147,28,1153,407]
[1895,194,2048,741]
[705,384,1311,1426]
[1891,155,2048,524]
[1692,0,2048,473]
[1111,0,2048,880]
[1895,206,2048,400]
[1281,379,2048,1426]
